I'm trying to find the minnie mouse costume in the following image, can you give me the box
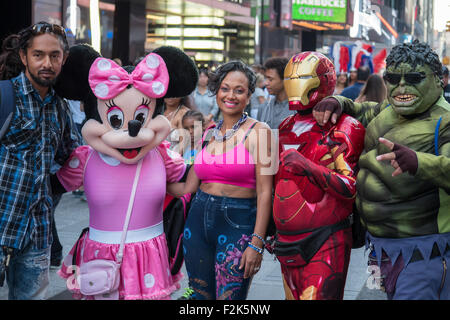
[53,44,198,300]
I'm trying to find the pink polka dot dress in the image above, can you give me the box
[57,143,186,300]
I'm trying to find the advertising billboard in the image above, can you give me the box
[292,0,347,24]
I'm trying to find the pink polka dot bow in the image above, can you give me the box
[88,53,169,100]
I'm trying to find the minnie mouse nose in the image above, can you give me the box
[128,120,142,137]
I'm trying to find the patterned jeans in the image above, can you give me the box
[183,189,257,300]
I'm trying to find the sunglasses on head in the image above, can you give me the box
[31,23,66,38]
[383,72,429,85]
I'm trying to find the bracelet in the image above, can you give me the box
[247,242,264,254]
[251,233,265,245]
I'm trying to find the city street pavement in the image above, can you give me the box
[0,192,387,300]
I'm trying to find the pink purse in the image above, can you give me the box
[79,259,121,299]
[78,159,143,300]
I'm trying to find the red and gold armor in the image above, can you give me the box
[284,51,336,111]
[273,52,365,300]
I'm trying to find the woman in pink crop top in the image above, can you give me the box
[168,61,275,300]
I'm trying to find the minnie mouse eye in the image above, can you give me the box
[134,105,149,125]
[107,106,124,129]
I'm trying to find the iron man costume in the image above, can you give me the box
[272,52,365,300]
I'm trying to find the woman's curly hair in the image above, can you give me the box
[207,60,256,96]
[386,40,443,80]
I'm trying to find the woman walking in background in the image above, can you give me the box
[250,73,267,118]
[163,96,190,152]
[191,68,219,126]
[355,74,387,103]
[334,72,348,95]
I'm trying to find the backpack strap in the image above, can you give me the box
[0,80,15,140]
[72,227,90,273]
[434,116,443,156]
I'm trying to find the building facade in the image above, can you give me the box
[0,0,439,69]
[1,0,260,68]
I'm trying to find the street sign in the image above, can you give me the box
[292,0,347,24]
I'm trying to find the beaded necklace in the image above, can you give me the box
[212,112,248,142]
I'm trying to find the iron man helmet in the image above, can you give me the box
[284,52,336,111]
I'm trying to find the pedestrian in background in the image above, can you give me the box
[66,99,86,200]
[340,66,371,101]
[113,57,122,66]
[250,73,267,118]
[168,60,274,300]
[163,96,190,153]
[251,63,269,99]
[443,66,450,103]
[0,22,81,300]
[179,110,205,165]
[355,74,387,103]
[164,96,191,130]
[348,68,358,87]
[191,68,219,126]
[250,64,264,75]
[258,57,294,129]
[334,72,348,95]
[67,99,85,137]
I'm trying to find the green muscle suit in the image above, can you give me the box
[313,41,450,300]
[333,94,450,238]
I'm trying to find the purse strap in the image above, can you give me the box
[116,158,143,264]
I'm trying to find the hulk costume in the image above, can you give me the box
[335,80,450,239]
[313,41,450,299]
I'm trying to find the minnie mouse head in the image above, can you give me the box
[55,45,198,164]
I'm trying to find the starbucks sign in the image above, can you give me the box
[292,0,347,23]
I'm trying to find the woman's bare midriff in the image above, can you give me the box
[200,182,256,198]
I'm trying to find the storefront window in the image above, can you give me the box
[33,0,62,25]
[145,0,254,67]
[62,0,115,58]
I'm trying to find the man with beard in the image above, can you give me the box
[0,22,81,299]
[313,40,450,300]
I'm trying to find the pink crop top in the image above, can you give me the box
[194,123,256,189]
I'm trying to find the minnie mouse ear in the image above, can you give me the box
[54,43,101,101]
[152,46,198,98]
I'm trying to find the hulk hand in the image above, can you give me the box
[312,97,343,126]
[376,137,418,177]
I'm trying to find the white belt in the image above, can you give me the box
[88,222,164,244]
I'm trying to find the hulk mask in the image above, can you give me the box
[384,40,444,116]
[385,63,442,116]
